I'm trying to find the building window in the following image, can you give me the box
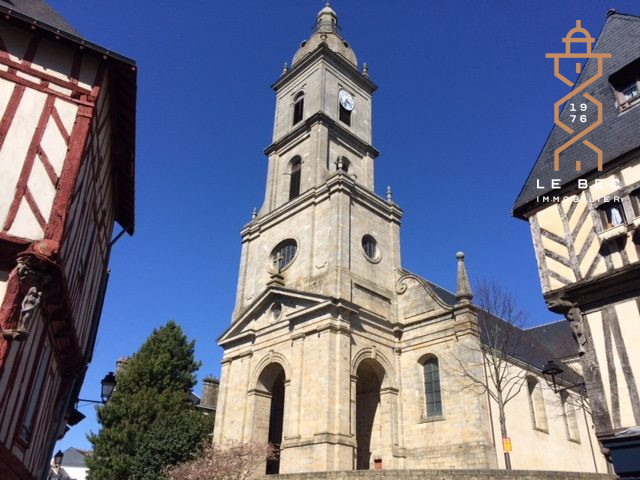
[339,104,351,126]
[361,235,378,261]
[561,392,580,443]
[527,377,548,432]
[271,239,297,272]
[20,342,50,443]
[630,188,640,218]
[610,58,640,111]
[422,357,442,418]
[293,92,304,125]
[622,83,639,103]
[597,200,626,229]
[289,157,301,200]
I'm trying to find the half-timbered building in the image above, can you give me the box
[514,11,640,478]
[0,1,136,478]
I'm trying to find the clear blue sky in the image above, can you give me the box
[48,0,640,453]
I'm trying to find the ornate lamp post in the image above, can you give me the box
[542,360,585,393]
[78,371,117,405]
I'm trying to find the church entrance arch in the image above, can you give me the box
[253,362,286,474]
[355,358,386,470]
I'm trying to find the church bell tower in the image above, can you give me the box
[231,2,402,316]
[214,3,491,475]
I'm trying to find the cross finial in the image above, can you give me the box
[273,252,284,273]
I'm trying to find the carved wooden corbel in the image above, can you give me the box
[2,255,51,340]
[547,297,588,355]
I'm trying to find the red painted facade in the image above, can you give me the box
[0,5,136,479]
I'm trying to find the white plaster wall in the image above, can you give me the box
[613,299,640,428]
[0,85,46,235]
[62,466,87,480]
[487,363,607,473]
[0,270,8,309]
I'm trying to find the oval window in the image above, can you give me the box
[362,235,378,261]
[271,239,298,272]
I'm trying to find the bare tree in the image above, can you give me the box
[166,441,276,480]
[449,279,529,470]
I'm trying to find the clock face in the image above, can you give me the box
[339,89,355,111]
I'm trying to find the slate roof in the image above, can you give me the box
[0,0,78,35]
[513,12,640,218]
[525,320,578,361]
[427,281,579,374]
[60,447,90,468]
[425,280,457,305]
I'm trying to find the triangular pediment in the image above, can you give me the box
[217,287,332,345]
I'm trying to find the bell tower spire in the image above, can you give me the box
[260,3,378,216]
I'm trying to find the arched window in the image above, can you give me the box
[293,92,304,125]
[527,377,548,431]
[422,357,442,418]
[289,157,301,200]
[561,392,580,442]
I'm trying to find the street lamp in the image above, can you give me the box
[542,360,585,393]
[101,371,116,403]
[53,450,63,468]
[78,372,116,405]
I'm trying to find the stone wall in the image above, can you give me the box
[261,470,616,480]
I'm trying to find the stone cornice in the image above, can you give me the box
[264,111,379,159]
[272,43,377,93]
[240,174,402,239]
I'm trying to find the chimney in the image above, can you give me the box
[115,357,129,373]
[200,377,219,410]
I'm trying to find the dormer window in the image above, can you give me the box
[610,58,640,111]
[623,83,639,103]
[598,200,626,230]
[293,92,304,125]
[630,188,640,218]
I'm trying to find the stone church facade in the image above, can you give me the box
[215,5,607,475]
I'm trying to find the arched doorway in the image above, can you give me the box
[254,363,286,474]
[355,359,385,470]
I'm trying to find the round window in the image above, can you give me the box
[271,239,298,272]
[270,302,282,322]
[362,235,379,261]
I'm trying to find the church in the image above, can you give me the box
[214,4,609,475]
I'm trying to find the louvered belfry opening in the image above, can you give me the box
[339,104,351,125]
[293,93,304,125]
[289,157,301,200]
